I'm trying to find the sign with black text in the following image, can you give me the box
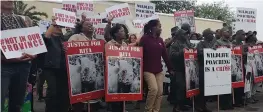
[204,48,232,96]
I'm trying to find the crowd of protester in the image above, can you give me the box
[1,1,263,112]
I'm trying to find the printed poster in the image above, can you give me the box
[64,40,105,104]
[132,20,144,32]
[106,3,132,23]
[86,15,103,27]
[248,45,263,83]
[53,8,76,28]
[232,7,256,34]
[38,20,51,34]
[62,1,77,12]
[95,23,107,40]
[105,45,143,102]
[76,1,94,17]
[174,10,195,32]
[231,46,244,88]
[204,48,232,96]
[0,27,47,59]
[245,53,253,93]
[184,48,199,97]
[135,2,155,19]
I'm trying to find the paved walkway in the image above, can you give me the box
[33,87,263,112]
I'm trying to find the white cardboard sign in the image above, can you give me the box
[105,3,132,23]
[53,8,76,28]
[204,48,232,96]
[135,2,155,19]
[0,27,47,59]
[95,23,107,40]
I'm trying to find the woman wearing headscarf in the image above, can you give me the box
[139,19,174,112]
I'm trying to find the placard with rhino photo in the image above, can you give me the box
[105,45,143,102]
[64,40,105,104]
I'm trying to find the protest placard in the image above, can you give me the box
[106,3,132,23]
[0,27,47,59]
[132,20,144,30]
[184,48,200,97]
[53,8,76,28]
[231,46,244,88]
[95,23,107,40]
[38,20,51,34]
[174,10,195,32]
[135,2,155,19]
[64,40,105,104]
[76,1,94,17]
[248,45,263,83]
[105,45,143,102]
[245,53,253,93]
[204,48,232,96]
[232,7,256,34]
[86,15,103,27]
[62,1,77,12]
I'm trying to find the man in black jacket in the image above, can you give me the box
[195,28,215,112]
[43,17,70,112]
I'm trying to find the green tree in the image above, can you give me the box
[194,2,234,25]
[150,0,196,14]
[13,1,48,26]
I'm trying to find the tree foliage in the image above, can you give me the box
[13,1,48,26]
[194,2,234,25]
[151,0,234,25]
[150,0,196,14]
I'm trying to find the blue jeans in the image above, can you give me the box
[1,62,31,112]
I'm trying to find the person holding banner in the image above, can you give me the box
[196,28,216,112]
[68,19,102,112]
[139,19,174,112]
[232,30,247,107]
[169,29,193,112]
[106,23,129,112]
[245,31,260,104]
[214,27,234,110]
[1,1,37,112]
[43,17,70,112]
[104,16,114,42]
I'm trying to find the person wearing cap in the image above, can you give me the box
[214,27,234,110]
[215,29,222,40]
[195,28,215,112]
[169,29,193,112]
[167,26,179,48]
[245,31,261,104]
[214,27,232,47]
[232,30,247,107]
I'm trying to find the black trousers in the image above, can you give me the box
[110,102,124,112]
[171,72,187,107]
[1,63,31,112]
[219,94,233,108]
[37,68,46,98]
[44,68,70,112]
[195,70,206,109]
[234,87,244,105]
